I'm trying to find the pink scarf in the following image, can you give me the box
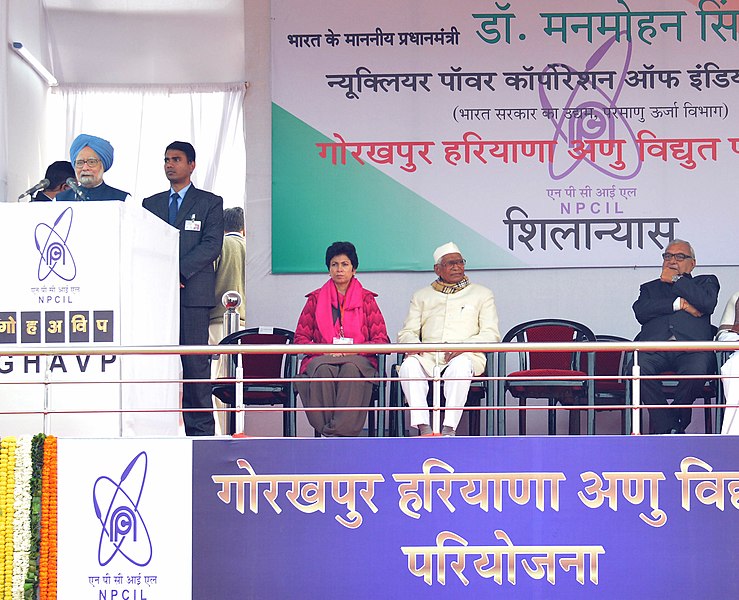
[314,277,367,344]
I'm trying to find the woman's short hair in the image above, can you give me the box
[325,241,358,270]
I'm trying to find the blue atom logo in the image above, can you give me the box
[93,451,153,567]
[34,207,77,282]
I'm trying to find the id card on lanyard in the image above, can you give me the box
[333,294,353,344]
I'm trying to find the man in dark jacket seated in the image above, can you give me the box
[632,239,719,434]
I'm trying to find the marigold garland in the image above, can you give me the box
[1,437,18,600]
[24,434,45,600]
[38,436,57,600]
[0,437,6,598]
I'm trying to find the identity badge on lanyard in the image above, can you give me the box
[333,296,353,345]
[185,214,202,231]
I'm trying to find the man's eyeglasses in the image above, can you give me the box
[662,252,693,262]
[441,259,466,267]
[74,158,101,168]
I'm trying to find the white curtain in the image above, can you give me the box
[0,0,9,202]
[44,83,246,207]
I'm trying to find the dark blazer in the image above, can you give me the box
[56,182,129,201]
[633,273,720,341]
[143,186,224,307]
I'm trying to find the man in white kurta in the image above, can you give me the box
[718,291,739,434]
[397,242,501,436]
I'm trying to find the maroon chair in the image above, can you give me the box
[593,335,631,434]
[498,319,596,435]
[212,327,296,436]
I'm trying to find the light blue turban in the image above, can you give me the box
[69,134,114,171]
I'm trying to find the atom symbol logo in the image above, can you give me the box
[540,33,642,181]
[34,207,77,282]
[93,451,153,567]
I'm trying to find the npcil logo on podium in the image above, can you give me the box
[34,207,77,282]
[93,451,153,568]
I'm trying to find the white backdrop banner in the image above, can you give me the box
[271,0,739,272]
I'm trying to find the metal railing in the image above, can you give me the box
[1,340,738,436]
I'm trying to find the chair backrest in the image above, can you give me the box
[502,319,596,372]
[219,327,294,380]
[594,334,630,390]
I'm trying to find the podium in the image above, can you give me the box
[0,201,181,437]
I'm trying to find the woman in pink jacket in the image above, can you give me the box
[294,241,389,436]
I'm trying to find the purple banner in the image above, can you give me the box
[193,437,739,598]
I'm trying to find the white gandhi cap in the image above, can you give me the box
[433,242,461,265]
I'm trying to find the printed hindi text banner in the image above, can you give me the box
[193,436,739,598]
[272,0,739,271]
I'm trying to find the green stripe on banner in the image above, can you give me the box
[272,103,524,273]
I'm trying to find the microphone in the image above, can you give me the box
[66,177,87,201]
[18,178,50,200]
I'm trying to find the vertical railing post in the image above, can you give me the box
[234,353,245,435]
[631,349,641,435]
[432,358,442,434]
[485,353,496,436]
[586,350,595,435]
[220,291,243,436]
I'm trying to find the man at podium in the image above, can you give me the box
[143,141,224,436]
[55,134,129,201]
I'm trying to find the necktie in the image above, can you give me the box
[168,192,180,225]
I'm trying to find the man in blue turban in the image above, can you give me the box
[56,134,129,201]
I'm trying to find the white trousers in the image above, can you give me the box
[721,351,739,435]
[399,354,473,429]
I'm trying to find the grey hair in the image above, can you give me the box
[667,238,695,260]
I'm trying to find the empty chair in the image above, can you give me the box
[212,327,297,436]
[497,319,596,435]
[593,335,632,434]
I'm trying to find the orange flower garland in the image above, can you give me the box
[0,437,17,600]
[38,436,57,600]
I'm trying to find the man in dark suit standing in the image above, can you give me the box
[143,141,224,436]
[632,239,719,434]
